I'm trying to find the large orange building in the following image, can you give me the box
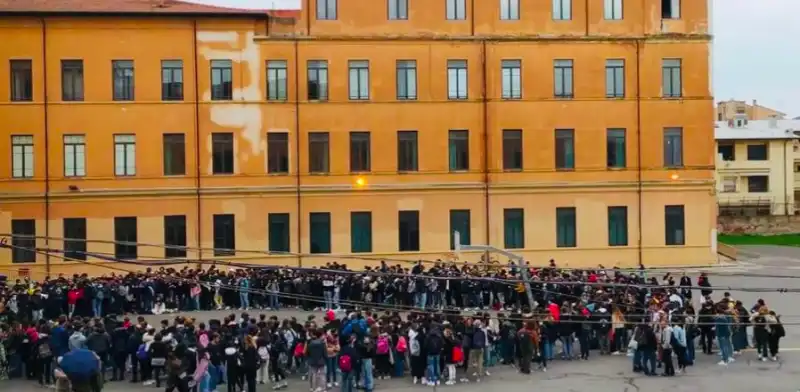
[0,0,716,277]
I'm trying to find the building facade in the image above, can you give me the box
[717,99,787,122]
[716,118,799,216]
[0,0,716,277]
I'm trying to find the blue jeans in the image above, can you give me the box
[324,291,334,310]
[341,372,354,392]
[239,292,249,309]
[360,358,373,391]
[393,354,405,377]
[326,357,337,383]
[191,296,200,311]
[560,336,573,358]
[93,298,103,317]
[426,355,440,383]
[632,349,642,370]
[718,336,733,362]
[543,340,554,360]
[415,293,427,310]
[269,293,279,309]
[641,349,656,374]
[733,328,747,351]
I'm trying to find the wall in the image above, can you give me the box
[718,215,800,234]
[0,0,716,277]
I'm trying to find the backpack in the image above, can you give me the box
[395,336,408,353]
[137,343,149,360]
[38,342,52,358]
[338,353,352,372]
[376,336,390,355]
[452,346,464,363]
[670,331,681,348]
[410,337,421,356]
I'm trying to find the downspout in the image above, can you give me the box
[481,40,489,260]
[584,0,590,35]
[469,0,475,35]
[41,18,50,275]
[635,40,643,266]
[294,38,303,267]
[305,0,311,34]
[192,19,203,265]
[785,139,789,216]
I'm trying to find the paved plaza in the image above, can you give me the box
[8,245,800,391]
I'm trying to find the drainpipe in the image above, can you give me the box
[481,40,489,261]
[785,139,789,216]
[294,38,303,267]
[469,0,475,35]
[192,19,203,265]
[635,40,643,266]
[41,18,51,275]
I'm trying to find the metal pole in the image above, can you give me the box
[455,241,536,310]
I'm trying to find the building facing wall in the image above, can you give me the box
[717,99,787,122]
[0,0,716,277]
[715,118,799,217]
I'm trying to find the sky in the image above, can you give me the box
[713,0,800,117]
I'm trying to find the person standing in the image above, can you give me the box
[305,329,327,392]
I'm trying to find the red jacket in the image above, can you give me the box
[67,288,83,305]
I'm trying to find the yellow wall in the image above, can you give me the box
[0,0,716,277]
[716,139,794,215]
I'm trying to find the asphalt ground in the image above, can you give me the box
[7,246,800,391]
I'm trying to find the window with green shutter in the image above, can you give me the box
[449,209,471,250]
[503,208,524,249]
[268,213,290,252]
[607,206,628,246]
[350,211,372,253]
[556,207,576,248]
[309,212,331,254]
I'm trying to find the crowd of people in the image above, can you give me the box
[0,259,788,392]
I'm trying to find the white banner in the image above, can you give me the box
[180,0,302,10]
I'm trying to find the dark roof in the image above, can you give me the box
[0,0,299,17]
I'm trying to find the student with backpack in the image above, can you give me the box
[393,334,407,378]
[36,325,54,386]
[408,326,425,384]
[374,331,392,379]
[339,335,358,392]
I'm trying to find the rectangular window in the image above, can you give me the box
[448,129,469,171]
[317,0,337,20]
[396,60,417,100]
[12,135,34,179]
[397,130,419,172]
[61,60,84,101]
[747,175,769,193]
[721,176,737,193]
[267,60,288,101]
[349,131,371,172]
[718,143,735,161]
[10,59,33,102]
[449,209,471,250]
[503,208,524,249]
[604,0,623,20]
[113,134,136,176]
[554,59,574,98]
[267,132,290,174]
[114,216,137,260]
[605,59,625,98]
[307,60,329,101]
[608,206,628,246]
[665,205,685,245]
[268,213,291,253]
[502,129,523,171]
[112,60,134,101]
[388,0,408,20]
[555,129,575,170]
[351,211,373,253]
[309,132,330,174]
[347,60,370,100]
[553,0,571,20]
[501,59,522,99]
[310,212,332,254]
[161,60,184,101]
[662,0,680,19]
[663,127,683,167]
[63,135,86,177]
[163,215,187,258]
[606,128,626,168]
[162,133,186,176]
[213,214,236,256]
[500,0,520,20]
[446,0,467,20]
[398,210,420,251]
[63,218,87,261]
[447,60,468,100]
[11,219,35,263]
[662,59,682,98]
[212,133,234,174]
[210,60,233,100]
[556,207,576,248]
[747,144,768,161]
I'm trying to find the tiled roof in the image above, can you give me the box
[0,0,298,16]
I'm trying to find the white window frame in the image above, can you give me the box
[64,134,86,177]
[348,60,370,101]
[604,0,623,20]
[316,0,337,20]
[552,0,571,20]
[501,59,522,99]
[396,60,417,100]
[447,60,468,100]
[662,58,682,98]
[388,0,408,20]
[267,60,288,101]
[605,59,625,98]
[500,0,520,20]
[11,135,34,178]
[114,134,136,176]
[446,0,466,20]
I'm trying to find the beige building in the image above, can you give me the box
[717,99,787,121]
[716,117,800,216]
